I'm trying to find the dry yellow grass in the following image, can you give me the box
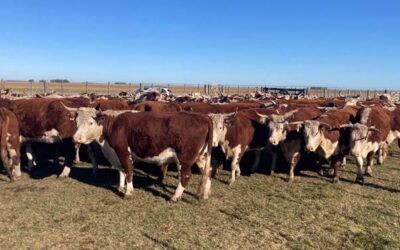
[0,145,399,249]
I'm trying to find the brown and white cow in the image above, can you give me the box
[267,107,323,181]
[301,106,359,182]
[345,106,391,184]
[0,108,21,181]
[70,108,213,201]
[0,97,90,177]
[219,108,281,184]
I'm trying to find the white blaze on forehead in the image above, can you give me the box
[359,108,371,124]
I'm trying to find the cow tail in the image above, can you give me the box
[0,116,12,180]
[198,116,213,200]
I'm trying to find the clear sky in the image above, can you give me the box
[1,0,399,89]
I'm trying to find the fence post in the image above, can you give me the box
[227,86,230,95]
[107,82,110,95]
[197,84,200,93]
[129,82,132,92]
[31,80,33,96]
[61,81,64,95]
[204,84,207,94]
[374,90,377,98]
[0,78,3,90]
[347,89,350,97]
[247,86,250,94]
[140,83,143,91]
[184,84,186,93]
[237,85,240,95]
[85,81,88,94]
[44,81,48,95]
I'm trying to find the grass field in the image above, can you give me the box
[1,145,399,249]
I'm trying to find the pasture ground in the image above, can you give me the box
[1,146,400,249]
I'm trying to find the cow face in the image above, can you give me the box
[73,108,103,144]
[208,114,229,147]
[268,121,288,146]
[303,120,330,152]
[349,124,379,157]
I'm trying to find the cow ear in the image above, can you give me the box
[319,123,332,131]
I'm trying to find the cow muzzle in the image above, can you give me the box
[73,134,85,144]
[269,138,279,146]
[306,145,316,152]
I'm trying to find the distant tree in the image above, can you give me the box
[39,80,46,83]
[114,82,127,85]
[28,79,34,82]
[62,79,69,83]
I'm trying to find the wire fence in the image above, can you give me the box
[0,80,397,100]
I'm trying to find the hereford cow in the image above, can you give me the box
[219,108,282,184]
[345,106,391,184]
[301,106,359,182]
[70,108,213,201]
[0,108,21,181]
[0,97,90,177]
[267,107,323,181]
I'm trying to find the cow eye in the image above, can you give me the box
[89,122,94,125]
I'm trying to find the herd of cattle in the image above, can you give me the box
[0,91,399,202]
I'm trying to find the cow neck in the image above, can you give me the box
[97,114,117,144]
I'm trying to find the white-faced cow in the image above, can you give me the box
[267,107,323,181]
[345,106,391,184]
[301,106,359,182]
[69,107,213,201]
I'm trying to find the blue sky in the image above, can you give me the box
[0,0,399,89]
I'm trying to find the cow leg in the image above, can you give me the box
[250,150,261,173]
[158,164,168,183]
[229,151,241,185]
[118,170,126,193]
[87,144,98,177]
[1,147,14,181]
[75,143,81,163]
[332,156,342,183]
[171,162,186,202]
[378,143,388,165]
[52,143,60,168]
[59,139,75,178]
[355,156,364,184]
[269,152,277,175]
[286,152,301,182]
[364,151,375,177]
[341,156,347,168]
[25,142,36,171]
[198,153,212,200]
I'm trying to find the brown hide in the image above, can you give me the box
[355,106,391,143]
[133,101,182,112]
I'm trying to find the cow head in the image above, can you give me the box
[303,120,331,152]
[208,113,231,147]
[349,123,380,157]
[65,107,103,144]
[268,121,288,146]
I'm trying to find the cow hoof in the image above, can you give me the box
[355,178,364,185]
[118,187,126,193]
[170,196,181,202]
[123,193,133,199]
[286,177,294,183]
[228,179,235,186]
[328,169,335,177]
[332,177,340,183]
[269,170,275,176]
[318,169,325,176]
[364,172,372,177]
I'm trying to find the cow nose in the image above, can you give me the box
[351,150,360,157]
[73,135,82,143]
[269,138,277,145]
[306,145,315,152]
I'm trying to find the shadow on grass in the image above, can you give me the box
[142,232,178,250]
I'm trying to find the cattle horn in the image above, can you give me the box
[368,127,380,133]
[340,124,353,128]
[61,102,78,114]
